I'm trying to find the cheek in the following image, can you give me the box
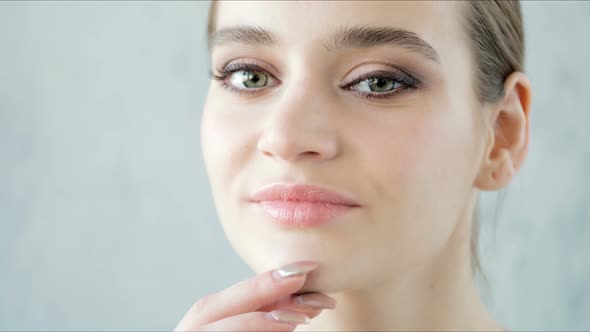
[355,102,479,223]
[349,106,479,266]
[200,99,259,190]
[359,111,472,184]
[395,109,476,183]
[200,100,261,253]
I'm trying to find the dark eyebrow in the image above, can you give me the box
[324,25,440,63]
[208,24,440,63]
[208,25,276,50]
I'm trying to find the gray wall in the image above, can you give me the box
[0,1,588,330]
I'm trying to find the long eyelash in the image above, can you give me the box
[341,70,423,101]
[209,63,423,100]
[209,62,270,96]
[210,70,246,95]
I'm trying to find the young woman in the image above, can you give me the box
[175,1,532,330]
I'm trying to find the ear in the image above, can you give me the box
[474,71,532,191]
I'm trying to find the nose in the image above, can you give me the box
[256,85,340,163]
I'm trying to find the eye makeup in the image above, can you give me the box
[209,60,424,101]
[339,65,423,100]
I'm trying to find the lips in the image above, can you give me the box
[249,183,361,228]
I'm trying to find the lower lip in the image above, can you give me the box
[253,201,358,228]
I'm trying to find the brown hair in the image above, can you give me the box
[463,1,524,104]
[462,0,524,279]
[205,0,525,277]
[207,1,217,46]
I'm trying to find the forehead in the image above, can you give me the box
[213,1,465,60]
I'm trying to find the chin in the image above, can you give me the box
[298,265,366,294]
[242,234,330,266]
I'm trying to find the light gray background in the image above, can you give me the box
[1,1,588,330]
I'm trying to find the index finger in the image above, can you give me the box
[178,261,318,328]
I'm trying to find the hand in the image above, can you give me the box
[173,261,336,331]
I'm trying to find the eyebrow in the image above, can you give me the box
[208,24,440,63]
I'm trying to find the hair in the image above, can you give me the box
[462,0,524,280]
[205,0,525,278]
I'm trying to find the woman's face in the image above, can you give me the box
[201,1,487,292]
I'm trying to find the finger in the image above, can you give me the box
[259,293,336,319]
[175,261,317,330]
[197,310,309,332]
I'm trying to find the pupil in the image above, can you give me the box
[242,70,266,88]
[245,71,259,82]
[370,78,392,91]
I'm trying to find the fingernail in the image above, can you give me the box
[295,293,336,309]
[267,310,311,325]
[272,261,318,280]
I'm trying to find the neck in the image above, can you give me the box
[296,203,503,331]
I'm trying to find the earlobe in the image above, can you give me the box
[474,71,532,191]
[475,150,515,191]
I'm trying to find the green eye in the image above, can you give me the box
[229,70,268,88]
[361,77,402,93]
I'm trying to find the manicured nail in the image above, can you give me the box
[295,293,336,309]
[267,310,311,324]
[272,261,318,280]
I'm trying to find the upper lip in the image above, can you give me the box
[249,183,362,207]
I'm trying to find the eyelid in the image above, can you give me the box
[219,62,280,90]
[217,58,280,80]
[340,68,422,90]
[215,60,421,87]
[212,61,423,100]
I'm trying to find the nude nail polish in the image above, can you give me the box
[267,310,311,324]
[272,261,318,279]
[295,293,336,309]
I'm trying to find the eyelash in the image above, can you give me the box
[209,62,422,101]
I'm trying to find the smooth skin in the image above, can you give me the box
[176,1,532,330]
[174,262,329,331]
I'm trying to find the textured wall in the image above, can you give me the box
[0,1,588,330]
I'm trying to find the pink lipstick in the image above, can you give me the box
[249,183,361,228]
